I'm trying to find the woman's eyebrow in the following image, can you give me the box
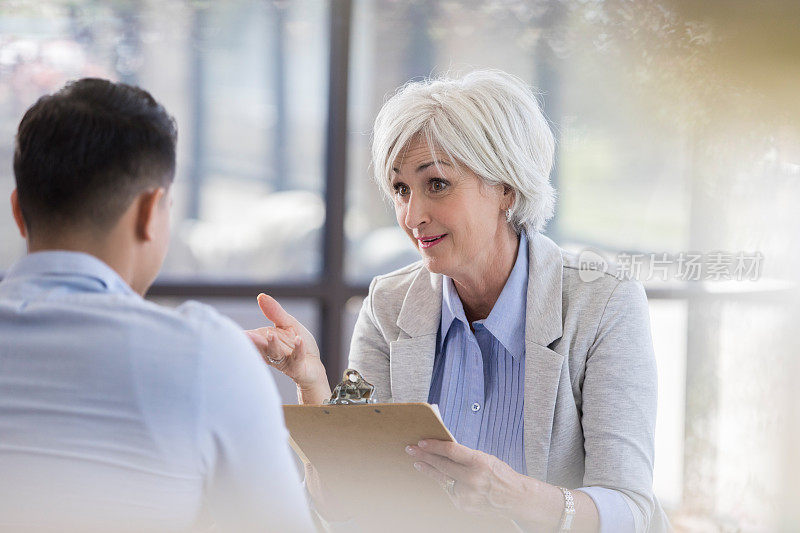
[392,159,451,173]
[417,160,451,172]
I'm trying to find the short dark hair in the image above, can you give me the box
[13,78,177,236]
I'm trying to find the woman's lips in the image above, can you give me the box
[418,234,446,249]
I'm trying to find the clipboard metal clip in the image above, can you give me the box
[324,369,378,405]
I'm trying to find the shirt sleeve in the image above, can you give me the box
[196,309,314,532]
[580,279,659,532]
[575,486,635,533]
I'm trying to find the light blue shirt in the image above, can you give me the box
[427,233,634,532]
[0,251,313,532]
[428,232,529,475]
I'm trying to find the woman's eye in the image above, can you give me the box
[430,179,447,192]
[393,183,409,196]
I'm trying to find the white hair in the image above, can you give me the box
[371,69,556,233]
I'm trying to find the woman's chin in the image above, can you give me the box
[420,255,450,276]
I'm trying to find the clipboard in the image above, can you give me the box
[283,402,519,533]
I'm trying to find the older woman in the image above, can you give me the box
[247,70,668,532]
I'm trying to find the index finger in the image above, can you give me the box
[257,293,299,330]
[418,439,477,466]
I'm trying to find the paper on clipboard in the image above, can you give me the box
[283,402,518,533]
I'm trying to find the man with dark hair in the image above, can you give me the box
[0,79,313,532]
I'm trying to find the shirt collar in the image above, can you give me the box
[439,231,529,360]
[2,251,136,296]
[439,272,465,350]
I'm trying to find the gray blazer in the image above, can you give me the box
[348,232,669,532]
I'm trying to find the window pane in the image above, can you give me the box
[649,299,687,509]
[0,0,328,282]
[163,0,327,282]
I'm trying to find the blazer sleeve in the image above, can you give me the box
[347,277,393,402]
[580,279,659,532]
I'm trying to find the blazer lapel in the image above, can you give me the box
[390,267,442,403]
[522,232,566,481]
[523,342,565,480]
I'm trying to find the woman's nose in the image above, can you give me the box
[404,193,430,228]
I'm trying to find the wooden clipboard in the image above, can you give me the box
[283,403,519,533]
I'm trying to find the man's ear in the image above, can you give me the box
[135,187,166,242]
[10,189,28,239]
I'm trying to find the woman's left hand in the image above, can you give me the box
[405,439,527,517]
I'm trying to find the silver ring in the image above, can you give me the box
[266,356,284,365]
[444,478,456,496]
